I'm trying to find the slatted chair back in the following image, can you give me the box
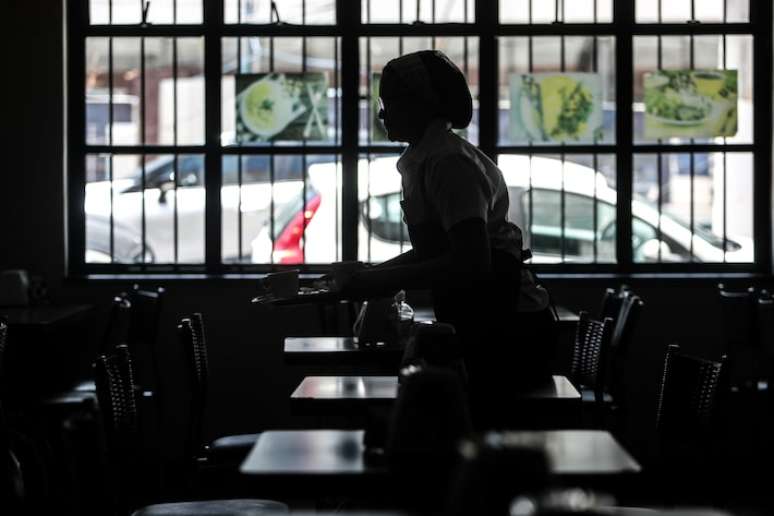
[718,283,757,351]
[126,285,165,402]
[598,285,631,322]
[0,318,7,389]
[757,290,774,357]
[570,311,614,404]
[94,344,142,514]
[100,295,132,354]
[656,344,727,444]
[178,316,209,465]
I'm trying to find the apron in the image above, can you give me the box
[401,172,553,428]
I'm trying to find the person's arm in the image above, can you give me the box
[367,249,419,270]
[342,217,490,298]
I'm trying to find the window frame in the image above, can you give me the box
[67,0,773,276]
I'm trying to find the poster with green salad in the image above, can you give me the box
[236,72,328,143]
[644,69,737,139]
[509,73,603,143]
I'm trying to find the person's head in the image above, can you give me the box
[378,50,473,144]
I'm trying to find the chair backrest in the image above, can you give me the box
[178,315,209,463]
[126,285,165,393]
[718,283,757,351]
[757,290,774,357]
[0,318,7,388]
[656,344,727,443]
[570,311,614,401]
[101,295,132,354]
[598,284,631,322]
[610,291,644,353]
[94,344,141,513]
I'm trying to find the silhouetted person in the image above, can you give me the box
[339,50,556,428]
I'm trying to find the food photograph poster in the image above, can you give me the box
[236,72,328,143]
[509,73,603,143]
[644,69,738,139]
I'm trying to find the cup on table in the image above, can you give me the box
[264,269,300,298]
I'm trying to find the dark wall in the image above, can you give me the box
[2,1,772,464]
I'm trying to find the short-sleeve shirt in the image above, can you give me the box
[396,119,549,312]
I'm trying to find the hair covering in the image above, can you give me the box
[383,50,473,129]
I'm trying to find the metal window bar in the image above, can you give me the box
[657,30,663,262]
[689,32,695,261]
[109,37,115,262]
[560,35,566,262]
[141,36,147,266]
[302,19,309,263]
[592,34,599,262]
[236,36,243,261]
[269,36,276,264]
[173,38,180,263]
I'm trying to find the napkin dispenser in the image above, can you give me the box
[0,269,30,307]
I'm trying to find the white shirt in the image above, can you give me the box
[396,119,549,312]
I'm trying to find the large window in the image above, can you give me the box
[68,0,771,274]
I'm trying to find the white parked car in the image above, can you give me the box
[85,154,321,263]
[251,155,753,265]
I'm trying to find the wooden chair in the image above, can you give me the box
[95,345,288,516]
[178,315,261,468]
[569,311,614,425]
[126,285,165,396]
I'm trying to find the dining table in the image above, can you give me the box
[240,429,641,498]
[290,374,582,428]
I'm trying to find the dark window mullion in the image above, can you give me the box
[302,22,308,264]
[109,36,115,263]
[237,33,243,262]
[614,0,635,270]
[689,33,695,261]
[560,35,566,262]
[141,36,147,266]
[269,40,276,264]
[173,37,179,264]
[203,0,223,273]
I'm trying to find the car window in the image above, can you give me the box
[361,192,409,243]
[523,189,616,260]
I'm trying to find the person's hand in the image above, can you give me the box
[329,261,369,292]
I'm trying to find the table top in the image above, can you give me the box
[0,304,93,328]
[241,429,640,477]
[292,376,399,401]
[291,374,580,402]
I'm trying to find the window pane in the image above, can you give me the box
[499,36,616,145]
[90,0,110,24]
[144,38,175,145]
[222,37,340,146]
[362,0,475,23]
[112,38,142,145]
[225,0,335,24]
[175,38,205,144]
[358,154,407,263]
[86,38,110,145]
[497,154,616,264]
[633,35,753,145]
[111,0,143,24]
[633,152,753,263]
[500,0,612,23]
[636,0,749,23]
[86,153,205,264]
[225,155,341,264]
[360,37,479,145]
[90,0,203,24]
